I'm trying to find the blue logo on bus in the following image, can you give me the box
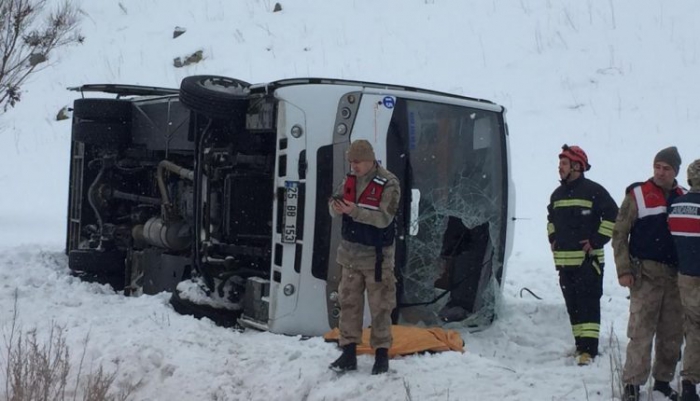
[382,96,395,109]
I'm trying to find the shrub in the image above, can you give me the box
[0,0,83,111]
[2,291,138,401]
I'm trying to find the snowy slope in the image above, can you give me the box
[1,1,700,400]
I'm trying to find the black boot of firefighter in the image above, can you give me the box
[329,343,357,372]
[371,348,389,375]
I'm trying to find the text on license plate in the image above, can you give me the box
[283,181,299,243]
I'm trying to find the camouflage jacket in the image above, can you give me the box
[613,180,685,278]
[329,164,400,269]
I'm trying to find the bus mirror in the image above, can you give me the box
[409,188,421,236]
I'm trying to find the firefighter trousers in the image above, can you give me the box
[558,260,603,356]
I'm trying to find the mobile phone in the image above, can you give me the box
[331,194,344,201]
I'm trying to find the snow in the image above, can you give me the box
[1,0,700,400]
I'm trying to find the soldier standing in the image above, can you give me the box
[668,159,700,401]
[613,146,687,401]
[547,145,618,366]
[328,139,401,375]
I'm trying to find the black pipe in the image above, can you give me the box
[87,155,115,248]
[111,189,162,205]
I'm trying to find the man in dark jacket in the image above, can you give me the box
[547,144,618,366]
[614,146,687,401]
[669,159,700,401]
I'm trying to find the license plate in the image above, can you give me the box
[282,181,299,243]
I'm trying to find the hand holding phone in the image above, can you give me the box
[330,195,347,214]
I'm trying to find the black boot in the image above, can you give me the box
[623,384,640,401]
[329,343,357,372]
[371,348,389,375]
[682,380,699,401]
[654,380,679,401]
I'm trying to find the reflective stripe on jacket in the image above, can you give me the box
[547,176,618,268]
[342,173,395,247]
[669,192,700,276]
[629,179,686,265]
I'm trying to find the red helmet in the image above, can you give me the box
[559,144,591,171]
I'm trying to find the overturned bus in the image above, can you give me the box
[65,76,514,335]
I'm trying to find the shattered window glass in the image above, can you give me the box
[398,101,505,328]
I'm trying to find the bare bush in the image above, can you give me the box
[5,326,70,401]
[608,326,624,400]
[0,0,83,111]
[81,366,119,401]
[2,291,138,401]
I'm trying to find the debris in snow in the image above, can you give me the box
[173,26,186,39]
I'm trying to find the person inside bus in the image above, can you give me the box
[435,217,491,322]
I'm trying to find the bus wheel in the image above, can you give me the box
[169,286,241,328]
[179,75,250,120]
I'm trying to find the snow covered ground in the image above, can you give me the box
[1,0,700,400]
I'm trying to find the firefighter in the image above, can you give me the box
[613,146,687,401]
[668,159,700,401]
[547,144,618,366]
[328,139,401,375]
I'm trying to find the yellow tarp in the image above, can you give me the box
[323,325,465,357]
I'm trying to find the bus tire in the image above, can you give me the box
[169,287,241,327]
[179,75,249,120]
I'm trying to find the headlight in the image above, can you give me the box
[290,125,303,138]
[283,284,295,296]
[336,123,347,135]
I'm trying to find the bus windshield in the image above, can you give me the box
[387,99,507,326]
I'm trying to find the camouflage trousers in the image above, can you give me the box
[623,260,683,385]
[338,265,397,349]
[679,274,700,384]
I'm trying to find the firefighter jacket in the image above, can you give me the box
[613,179,687,277]
[668,191,700,276]
[329,164,400,270]
[547,175,618,269]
